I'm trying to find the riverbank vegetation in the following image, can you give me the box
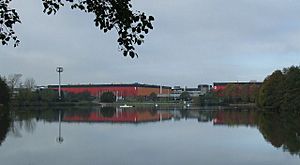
[3,65,299,111]
[196,65,300,112]
[100,92,116,103]
[0,76,10,106]
[0,74,95,107]
[257,66,300,111]
[14,89,95,106]
[195,84,260,106]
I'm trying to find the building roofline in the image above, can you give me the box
[48,83,172,89]
[213,82,263,86]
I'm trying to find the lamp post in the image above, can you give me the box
[56,67,63,100]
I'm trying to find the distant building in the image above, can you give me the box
[185,87,201,97]
[166,84,211,99]
[172,86,184,94]
[48,83,172,98]
[198,84,212,94]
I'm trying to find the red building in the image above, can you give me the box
[48,83,172,98]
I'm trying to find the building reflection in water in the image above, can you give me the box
[63,107,172,123]
[2,106,300,157]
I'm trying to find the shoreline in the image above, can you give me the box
[8,101,259,111]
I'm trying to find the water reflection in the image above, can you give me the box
[257,112,300,156]
[9,109,57,138]
[197,110,300,157]
[0,109,10,146]
[212,110,257,127]
[63,107,172,123]
[1,106,300,159]
[56,110,64,144]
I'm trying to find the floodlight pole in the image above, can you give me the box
[56,67,63,100]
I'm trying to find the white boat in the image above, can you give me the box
[120,104,133,108]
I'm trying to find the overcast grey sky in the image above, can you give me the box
[1,0,300,87]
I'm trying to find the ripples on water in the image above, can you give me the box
[0,106,300,165]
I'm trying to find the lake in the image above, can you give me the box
[0,106,300,165]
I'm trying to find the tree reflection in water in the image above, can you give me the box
[208,110,300,157]
[257,111,300,156]
[0,109,10,146]
[10,110,39,137]
[100,107,116,118]
[2,106,300,157]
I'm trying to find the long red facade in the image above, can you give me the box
[48,84,172,97]
[53,86,137,97]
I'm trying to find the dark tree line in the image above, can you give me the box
[64,91,94,102]
[16,89,94,105]
[257,66,300,111]
[0,76,10,105]
[196,84,260,106]
[0,0,154,57]
[217,84,260,104]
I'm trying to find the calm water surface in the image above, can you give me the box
[0,106,300,165]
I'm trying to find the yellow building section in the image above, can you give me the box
[137,87,171,96]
